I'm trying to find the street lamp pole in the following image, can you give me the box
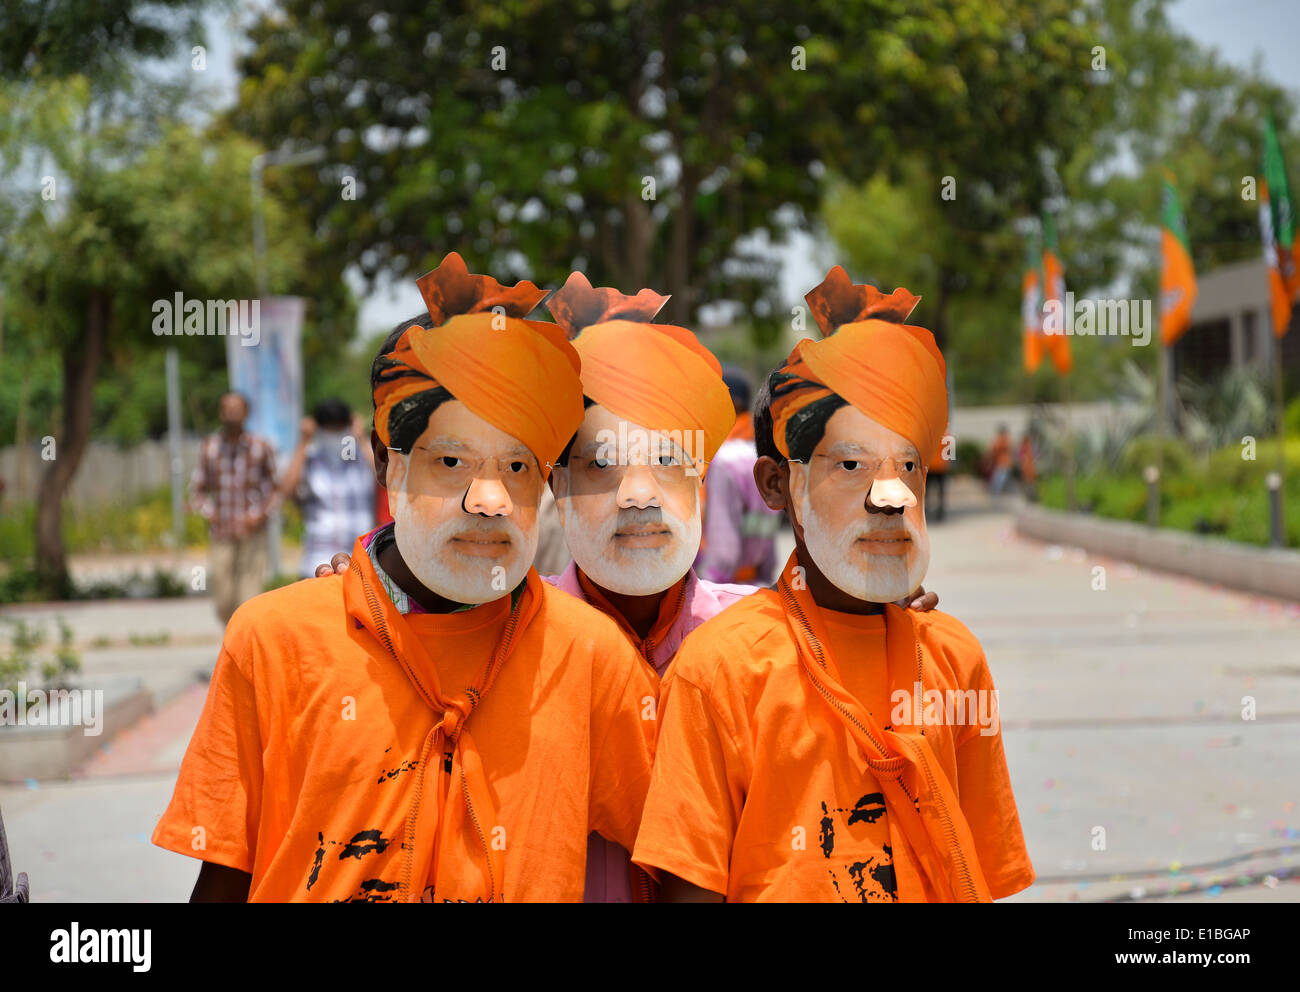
[248,146,325,578]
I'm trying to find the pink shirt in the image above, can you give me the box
[545,562,757,901]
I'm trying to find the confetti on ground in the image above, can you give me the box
[1169,861,1182,873]
[24,778,39,790]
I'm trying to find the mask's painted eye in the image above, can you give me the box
[592,457,611,470]
[441,456,463,469]
[509,461,527,473]
[840,460,859,471]
[905,460,916,472]
[658,453,680,467]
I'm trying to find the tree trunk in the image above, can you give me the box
[931,270,951,352]
[622,193,653,292]
[34,290,109,599]
[663,171,697,324]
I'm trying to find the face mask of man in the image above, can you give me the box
[552,404,702,596]
[387,400,541,604]
[788,405,930,604]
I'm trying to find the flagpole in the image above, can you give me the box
[1063,371,1076,510]
[1157,337,1169,479]
[1275,335,1286,546]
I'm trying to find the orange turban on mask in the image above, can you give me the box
[545,273,736,471]
[770,266,948,466]
[371,253,584,478]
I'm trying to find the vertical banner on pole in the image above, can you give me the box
[225,297,305,576]
[224,297,305,462]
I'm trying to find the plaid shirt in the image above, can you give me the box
[190,430,278,540]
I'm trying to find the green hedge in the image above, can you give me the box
[1040,437,1300,547]
[0,486,305,563]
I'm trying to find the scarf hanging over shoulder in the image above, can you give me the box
[343,537,544,902]
[775,550,992,902]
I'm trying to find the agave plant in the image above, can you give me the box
[1177,367,1270,457]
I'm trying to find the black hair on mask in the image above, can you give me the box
[372,312,454,453]
[783,393,848,464]
[752,373,781,464]
[555,396,598,467]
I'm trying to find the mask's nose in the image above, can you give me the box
[867,476,916,511]
[463,471,513,517]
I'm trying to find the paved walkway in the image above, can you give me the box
[2,491,1297,901]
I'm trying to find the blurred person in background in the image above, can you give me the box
[1017,428,1038,502]
[694,366,781,585]
[189,391,277,625]
[987,424,1014,495]
[279,398,376,579]
[926,432,950,522]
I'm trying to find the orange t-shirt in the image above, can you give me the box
[152,552,658,902]
[632,590,1034,902]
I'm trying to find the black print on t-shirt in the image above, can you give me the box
[818,795,898,903]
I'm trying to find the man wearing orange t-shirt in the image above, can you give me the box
[152,254,656,903]
[632,267,1034,903]
[311,273,942,902]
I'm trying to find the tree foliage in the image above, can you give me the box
[231,0,1108,339]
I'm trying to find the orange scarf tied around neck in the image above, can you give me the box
[344,549,545,902]
[775,551,992,902]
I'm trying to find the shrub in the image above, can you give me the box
[1118,435,1196,477]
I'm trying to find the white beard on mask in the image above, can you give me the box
[795,472,929,604]
[560,501,701,596]
[390,460,538,604]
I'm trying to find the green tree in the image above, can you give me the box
[824,0,1300,404]
[0,0,208,83]
[231,0,1107,339]
[0,79,310,597]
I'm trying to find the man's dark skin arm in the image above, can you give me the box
[659,872,725,903]
[190,862,252,902]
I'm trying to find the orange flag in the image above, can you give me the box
[1159,171,1198,347]
[1261,117,1299,337]
[1041,213,1073,376]
[1022,230,1044,373]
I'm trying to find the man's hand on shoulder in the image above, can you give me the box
[899,585,938,612]
[313,552,353,577]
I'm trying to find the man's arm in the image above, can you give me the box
[277,418,316,502]
[952,642,1036,900]
[253,439,279,521]
[659,872,725,903]
[190,862,252,903]
[152,644,265,891]
[631,669,743,900]
[697,461,743,583]
[188,439,216,520]
[587,639,658,855]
